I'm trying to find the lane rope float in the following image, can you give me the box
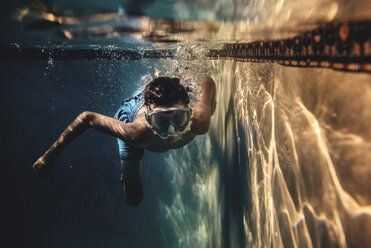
[207,21,371,73]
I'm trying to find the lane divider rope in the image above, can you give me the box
[207,21,371,73]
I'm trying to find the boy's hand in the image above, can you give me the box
[202,76,216,115]
[33,156,54,177]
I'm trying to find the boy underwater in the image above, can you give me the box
[33,76,216,206]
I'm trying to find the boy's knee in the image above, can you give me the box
[124,191,143,206]
[122,181,143,206]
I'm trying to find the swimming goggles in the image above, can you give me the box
[145,107,192,139]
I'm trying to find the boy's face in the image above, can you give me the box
[145,102,192,139]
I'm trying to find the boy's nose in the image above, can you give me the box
[168,124,175,134]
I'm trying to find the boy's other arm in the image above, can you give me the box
[191,76,216,135]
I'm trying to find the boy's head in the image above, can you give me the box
[144,77,189,108]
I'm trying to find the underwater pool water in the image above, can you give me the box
[1,0,371,248]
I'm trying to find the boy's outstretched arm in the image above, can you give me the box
[191,76,217,135]
[33,112,151,176]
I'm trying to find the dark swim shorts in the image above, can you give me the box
[114,89,145,161]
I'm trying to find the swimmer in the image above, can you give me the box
[33,76,216,206]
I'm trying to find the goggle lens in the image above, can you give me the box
[171,111,189,128]
[151,113,170,130]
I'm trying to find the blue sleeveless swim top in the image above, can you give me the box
[114,89,145,161]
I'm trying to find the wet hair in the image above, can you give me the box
[144,77,189,107]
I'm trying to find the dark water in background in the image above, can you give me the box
[0,58,177,247]
[1,0,371,248]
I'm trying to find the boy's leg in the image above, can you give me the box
[120,160,143,206]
